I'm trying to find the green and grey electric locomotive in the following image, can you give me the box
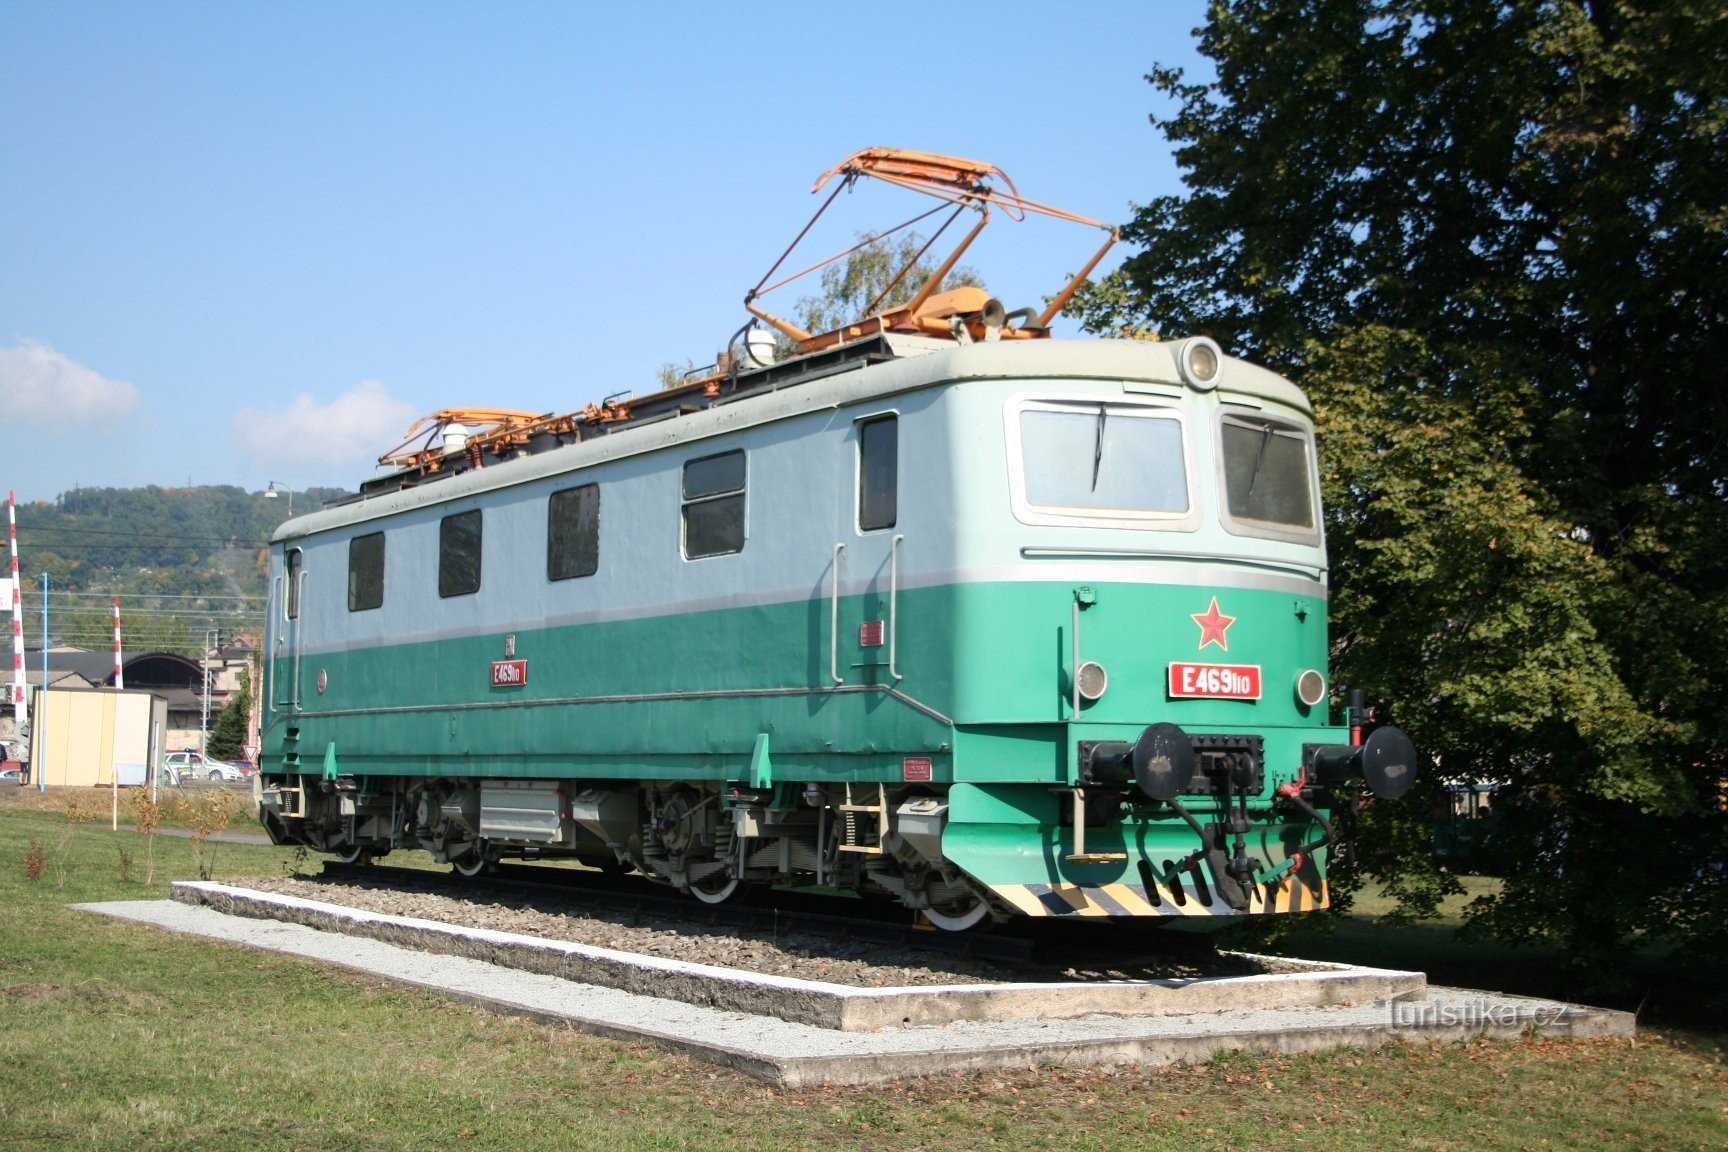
[254,149,1415,929]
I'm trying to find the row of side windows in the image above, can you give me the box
[338,481,611,612]
[339,415,898,613]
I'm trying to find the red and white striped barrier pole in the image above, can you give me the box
[8,493,27,748]
[112,598,125,689]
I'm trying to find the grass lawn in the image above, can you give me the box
[1233,876,1563,992]
[1,781,257,835]
[1229,876,1728,1031]
[1,790,1724,1151]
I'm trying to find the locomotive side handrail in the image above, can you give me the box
[1071,599,1083,718]
[889,534,904,683]
[269,573,283,714]
[830,543,846,686]
[291,569,306,711]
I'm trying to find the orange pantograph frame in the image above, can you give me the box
[744,147,1118,354]
[378,149,1118,473]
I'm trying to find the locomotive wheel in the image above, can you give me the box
[336,843,373,866]
[921,894,991,932]
[687,870,748,905]
[451,842,493,878]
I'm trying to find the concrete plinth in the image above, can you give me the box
[167,881,1427,1031]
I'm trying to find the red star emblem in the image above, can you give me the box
[1191,596,1236,651]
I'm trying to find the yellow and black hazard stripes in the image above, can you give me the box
[986,873,1328,918]
[1008,882,1164,917]
[1262,873,1329,913]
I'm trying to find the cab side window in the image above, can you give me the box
[439,510,483,597]
[682,450,745,559]
[548,484,600,580]
[857,416,897,531]
[348,532,385,611]
[286,548,303,619]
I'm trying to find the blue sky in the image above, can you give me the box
[1,0,1210,502]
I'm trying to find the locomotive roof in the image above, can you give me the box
[273,337,1311,544]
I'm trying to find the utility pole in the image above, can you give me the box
[200,626,221,756]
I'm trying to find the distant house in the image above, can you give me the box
[1,640,256,756]
[0,661,93,753]
[206,637,258,695]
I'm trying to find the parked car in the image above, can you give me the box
[205,761,249,782]
[226,759,258,777]
[0,767,21,785]
[160,750,223,786]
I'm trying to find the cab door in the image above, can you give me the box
[831,413,902,687]
[270,547,304,712]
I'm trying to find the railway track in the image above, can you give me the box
[317,860,1043,965]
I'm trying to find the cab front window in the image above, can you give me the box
[1218,414,1318,541]
[1006,397,1196,530]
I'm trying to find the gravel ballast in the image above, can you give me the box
[235,873,1284,988]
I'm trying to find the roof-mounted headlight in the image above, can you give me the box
[1176,336,1223,391]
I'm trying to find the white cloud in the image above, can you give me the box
[0,340,141,428]
[232,379,419,475]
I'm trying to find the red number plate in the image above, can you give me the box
[1168,662,1262,700]
[490,659,528,688]
[902,756,933,782]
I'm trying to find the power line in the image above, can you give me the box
[16,543,270,555]
[47,594,264,604]
[39,622,262,635]
[21,526,274,546]
[8,612,266,626]
[10,602,265,612]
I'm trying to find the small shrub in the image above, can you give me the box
[55,795,86,890]
[23,837,44,882]
[157,791,192,826]
[131,790,163,886]
[190,789,241,881]
[117,847,134,885]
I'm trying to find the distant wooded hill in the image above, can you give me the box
[6,485,349,656]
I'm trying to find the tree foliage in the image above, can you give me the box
[792,231,983,336]
[1074,0,1727,971]
[208,666,252,762]
[655,360,696,390]
[10,485,349,656]
[650,232,983,384]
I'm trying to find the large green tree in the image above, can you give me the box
[1073,0,1727,974]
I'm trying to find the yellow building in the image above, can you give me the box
[28,687,168,787]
